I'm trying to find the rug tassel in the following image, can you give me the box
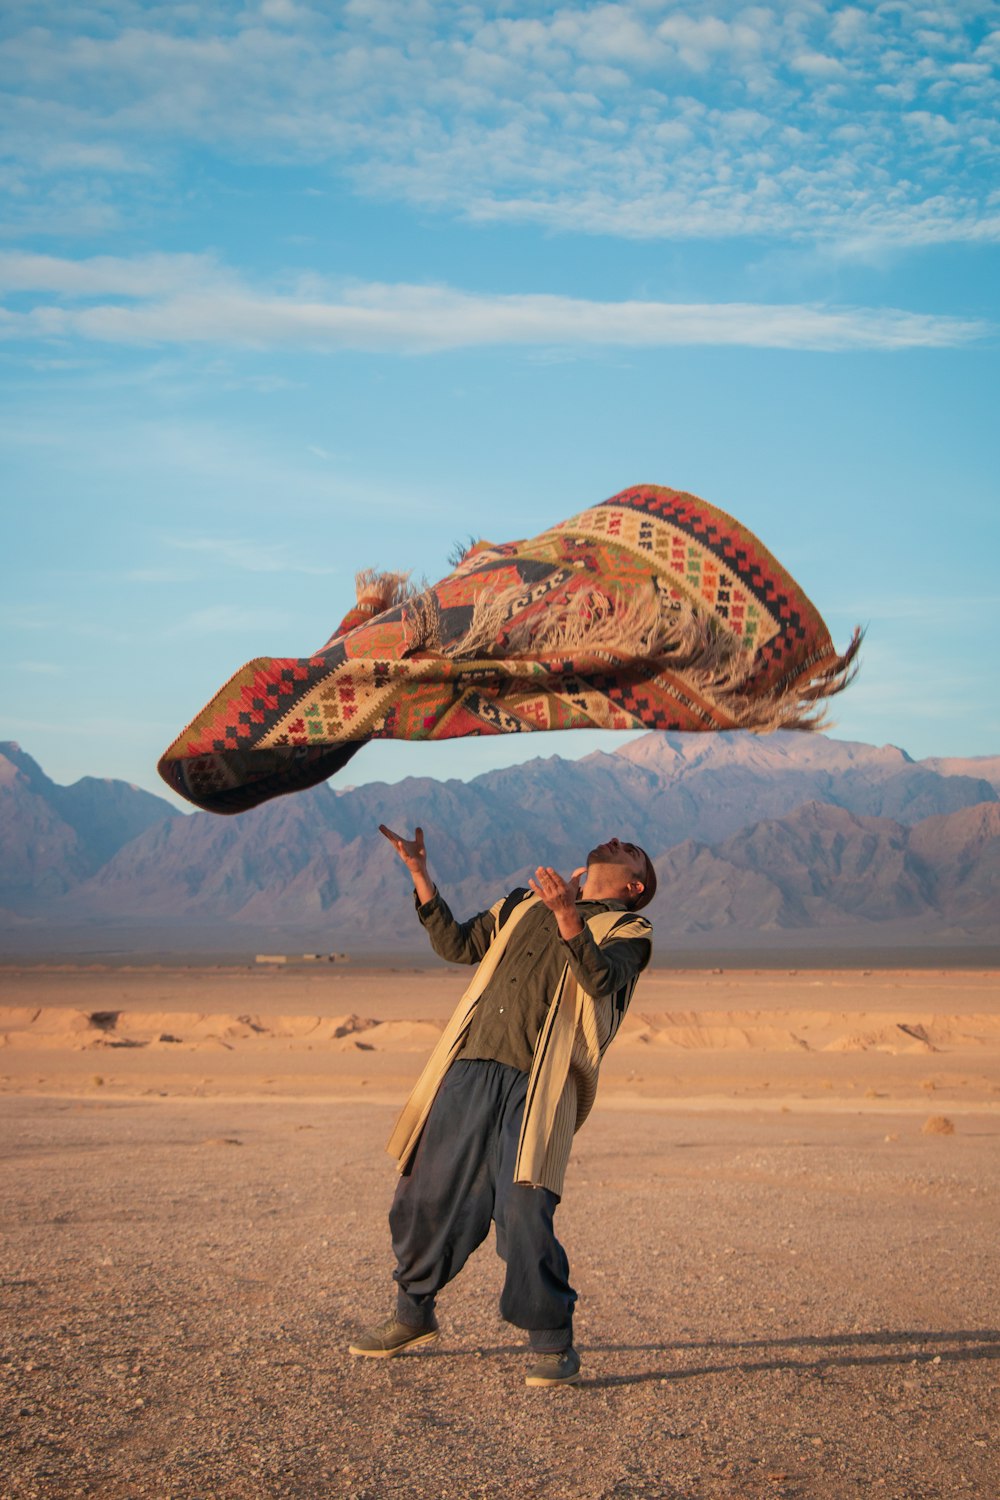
[354,569,417,614]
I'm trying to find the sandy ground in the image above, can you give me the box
[1,964,998,1499]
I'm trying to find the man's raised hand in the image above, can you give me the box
[379,824,427,872]
[379,824,435,906]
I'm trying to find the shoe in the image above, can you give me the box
[524,1347,582,1387]
[348,1315,439,1359]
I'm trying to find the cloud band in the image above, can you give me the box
[0,253,986,354]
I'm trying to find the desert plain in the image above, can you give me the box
[1,959,998,1500]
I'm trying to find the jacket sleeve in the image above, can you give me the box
[563,914,652,1054]
[415,887,506,965]
[560,918,651,1000]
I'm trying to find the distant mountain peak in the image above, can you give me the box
[0,747,179,909]
[0,742,54,793]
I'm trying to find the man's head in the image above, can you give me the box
[583,837,657,911]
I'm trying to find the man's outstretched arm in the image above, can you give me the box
[379,823,497,964]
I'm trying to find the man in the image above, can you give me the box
[349,826,656,1387]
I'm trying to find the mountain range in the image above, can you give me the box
[1,734,998,954]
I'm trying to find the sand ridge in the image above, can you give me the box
[1,967,998,1113]
[2,1003,998,1055]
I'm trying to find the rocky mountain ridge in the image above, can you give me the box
[1,734,997,949]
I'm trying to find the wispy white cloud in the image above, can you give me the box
[833,635,989,723]
[162,604,293,637]
[0,603,62,632]
[831,594,1000,622]
[0,600,134,642]
[124,567,196,584]
[13,660,62,675]
[0,251,986,352]
[0,402,452,526]
[0,250,233,298]
[1,1,997,248]
[167,535,336,574]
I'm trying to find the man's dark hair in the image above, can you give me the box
[629,847,657,911]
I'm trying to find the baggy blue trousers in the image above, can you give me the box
[389,1058,576,1352]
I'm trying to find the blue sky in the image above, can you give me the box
[1,0,997,806]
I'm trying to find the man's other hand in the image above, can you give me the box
[529,866,585,940]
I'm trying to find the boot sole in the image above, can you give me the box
[525,1369,582,1387]
[349,1329,439,1358]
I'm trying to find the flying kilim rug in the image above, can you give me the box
[158,483,861,814]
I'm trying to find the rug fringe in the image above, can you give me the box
[727,626,864,732]
[445,579,751,679]
[354,569,417,614]
[401,588,442,657]
[438,579,862,733]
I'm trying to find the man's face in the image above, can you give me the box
[587,837,646,883]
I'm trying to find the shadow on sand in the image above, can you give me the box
[347,1328,1000,1388]
[571,1327,1000,1389]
